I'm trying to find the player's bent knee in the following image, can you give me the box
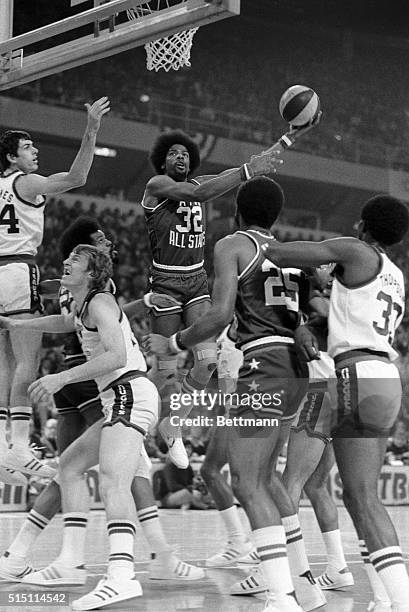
[192,344,217,380]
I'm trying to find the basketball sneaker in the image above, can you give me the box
[230,567,266,595]
[149,552,205,580]
[21,562,86,586]
[237,549,260,566]
[316,567,354,590]
[263,594,303,612]
[0,552,36,582]
[294,572,327,611]
[0,466,27,486]
[367,603,391,612]
[72,575,142,611]
[158,419,189,469]
[205,539,253,568]
[3,445,56,478]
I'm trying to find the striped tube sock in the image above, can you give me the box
[282,514,311,578]
[107,521,136,581]
[253,525,294,598]
[177,373,207,419]
[359,540,390,603]
[8,510,50,558]
[9,406,31,445]
[370,546,409,605]
[137,506,171,554]
[57,513,88,567]
[0,407,8,444]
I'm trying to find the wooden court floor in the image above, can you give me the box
[0,506,408,611]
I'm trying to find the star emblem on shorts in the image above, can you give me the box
[148,276,153,284]
[248,380,260,392]
[249,358,260,370]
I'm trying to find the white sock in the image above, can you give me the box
[137,506,171,554]
[57,513,88,567]
[107,520,136,581]
[359,540,390,603]
[370,546,409,606]
[219,506,247,544]
[282,514,311,577]
[0,407,8,447]
[322,529,348,573]
[8,510,49,558]
[9,406,31,446]
[253,525,294,598]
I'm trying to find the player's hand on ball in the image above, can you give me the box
[85,96,111,132]
[29,374,65,403]
[149,293,182,309]
[143,333,172,355]
[294,325,320,362]
[289,110,322,138]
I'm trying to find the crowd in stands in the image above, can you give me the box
[6,16,409,170]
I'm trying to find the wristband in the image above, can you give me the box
[169,332,187,353]
[143,292,153,308]
[278,134,294,149]
[240,163,254,181]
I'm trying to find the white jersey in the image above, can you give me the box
[75,290,147,392]
[328,250,405,360]
[0,170,45,257]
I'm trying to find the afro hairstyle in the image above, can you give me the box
[236,176,284,229]
[361,195,409,246]
[59,216,101,259]
[149,130,200,175]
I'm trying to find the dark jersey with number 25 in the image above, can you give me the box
[235,230,308,347]
[142,179,206,273]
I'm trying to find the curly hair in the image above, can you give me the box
[73,244,113,292]
[60,216,101,259]
[0,130,32,171]
[149,130,200,175]
[236,177,284,229]
[361,195,409,246]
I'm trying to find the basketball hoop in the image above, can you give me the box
[127,1,198,72]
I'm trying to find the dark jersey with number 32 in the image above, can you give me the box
[235,230,308,347]
[142,178,206,273]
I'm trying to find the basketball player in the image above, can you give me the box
[143,122,318,469]
[0,97,110,484]
[261,195,409,612]
[0,220,202,586]
[144,176,326,612]
[17,244,158,609]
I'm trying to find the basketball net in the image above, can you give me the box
[126,1,198,72]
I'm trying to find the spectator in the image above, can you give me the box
[385,420,409,465]
[40,418,58,459]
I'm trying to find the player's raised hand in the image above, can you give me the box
[142,333,172,355]
[85,97,111,132]
[248,150,284,176]
[289,109,322,139]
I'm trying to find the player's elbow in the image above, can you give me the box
[67,172,87,188]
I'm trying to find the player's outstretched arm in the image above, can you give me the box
[0,313,75,333]
[122,293,181,320]
[143,237,239,355]
[261,236,363,269]
[18,97,110,199]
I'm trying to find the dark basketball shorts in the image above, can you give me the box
[147,267,210,316]
[230,340,308,423]
[54,379,102,417]
[292,352,336,443]
[332,352,402,438]
[0,261,43,316]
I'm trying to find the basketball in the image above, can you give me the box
[279,85,320,127]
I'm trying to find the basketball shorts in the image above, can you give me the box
[231,342,308,422]
[0,261,43,316]
[292,352,336,443]
[101,376,159,436]
[332,353,402,438]
[54,379,102,417]
[147,268,210,316]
